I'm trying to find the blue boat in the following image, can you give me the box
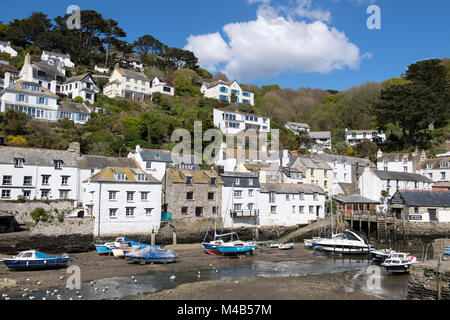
[1,250,73,271]
[95,237,159,255]
[216,241,259,256]
[124,246,176,264]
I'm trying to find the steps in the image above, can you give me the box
[378,220,387,240]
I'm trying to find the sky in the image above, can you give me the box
[1,0,449,91]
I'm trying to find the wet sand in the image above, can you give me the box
[0,244,378,299]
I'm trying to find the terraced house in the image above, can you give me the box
[162,168,223,220]
[201,80,255,106]
[103,67,151,101]
[417,156,450,183]
[83,167,162,237]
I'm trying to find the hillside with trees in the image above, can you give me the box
[0,10,449,160]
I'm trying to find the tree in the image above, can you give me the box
[7,12,52,47]
[0,23,8,40]
[163,47,198,70]
[133,35,165,58]
[173,74,203,97]
[103,19,127,67]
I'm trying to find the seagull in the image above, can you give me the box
[2,294,8,298]
[26,278,31,282]
[54,289,59,293]
[133,279,138,283]
[24,288,29,292]
[46,290,51,295]
[75,291,80,295]
[102,289,106,293]
[37,281,42,286]
[77,296,83,300]
[69,297,74,300]
[4,297,10,300]
[131,276,135,280]
[4,278,7,282]
[42,297,47,301]
[56,295,62,300]
[22,293,28,298]
[169,275,176,281]
[94,287,98,291]
[209,264,213,268]
[59,276,64,280]
[29,296,36,300]
[215,269,218,273]
[90,281,95,286]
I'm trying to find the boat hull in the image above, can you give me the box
[2,258,71,271]
[95,245,113,255]
[315,245,370,255]
[216,245,258,256]
[125,257,176,264]
[384,265,412,274]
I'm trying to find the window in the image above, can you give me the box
[41,189,50,199]
[187,192,194,200]
[292,206,296,213]
[324,170,328,178]
[248,203,254,211]
[234,203,242,211]
[309,206,314,214]
[299,206,304,214]
[235,178,240,186]
[248,179,254,186]
[404,166,408,173]
[310,169,314,177]
[212,207,217,215]
[127,192,134,202]
[136,174,146,181]
[117,173,126,181]
[109,191,117,201]
[14,158,24,168]
[286,194,290,201]
[59,190,69,199]
[324,181,328,188]
[344,173,348,181]
[61,176,69,185]
[441,172,446,181]
[210,177,217,185]
[3,176,12,185]
[1,190,11,199]
[440,161,448,168]
[208,192,215,200]
[23,190,31,199]
[42,175,50,185]
[234,190,243,198]
[269,192,276,203]
[414,208,419,214]
[181,207,188,215]
[248,189,254,196]
[18,94,25,102]
[145,208,153,216]
[299,192,305,200]
[109,209,117,218]
[314,193,318,201]
[270,206,277,214]
[186,177,193,185]
[126,207,135,217]
[54,160,63,170]
[37,97,45,104]
[141,192,149,201]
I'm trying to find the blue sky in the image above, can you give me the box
[1,0,449,91]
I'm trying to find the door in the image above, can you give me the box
[428,209,438,222]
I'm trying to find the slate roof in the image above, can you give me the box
[285,122,310,130]
[58,101,91,114]
[221,171,260,188]
[317,153,371,166]
[333,195,380,204]
[77,155,139,170]
[139,149,200,167]
[7,81,57,97]
[166,168,223,184]
[0,146,78,167]
[43,51,70,58]
[87,167,160,184]
[416,157,450,170]
[0,63,18,74]
[373,170,433,183]
[117,68,149,82]
[377,153,414,162]
[32,61,65,82]
[288,156,332,170]
[260,183,324,194]
[346,129,383,134]
[63,73,93,84]
[398,190,450,207]
[203,80,236,89]
[309,131,331,139]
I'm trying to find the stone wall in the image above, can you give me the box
[396,222,450,240]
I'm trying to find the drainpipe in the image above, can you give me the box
[97,183,102,237]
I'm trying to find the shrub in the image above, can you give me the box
[57,214,65,223]
[30,208,48,222]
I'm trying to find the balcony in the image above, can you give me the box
[231,209,259,218]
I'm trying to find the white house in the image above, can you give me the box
[358,167,433,211]
[128,145,200,181]
[57,101,91,124]
[0,81,59,121]
[60,73,98,104]
[285,122,310,134]
[0,41,18,57]
[41,51,75,68]
[115,53,145,72]
[103,67,151,101]
[82,167,162,237]
[150,77,174,96]
[309,131,332,153]
[19,53,66,94]
[213,108,271,135]
[345,129,386,146]
[201,80,255,106]
[221,171,261,228]
[94,65,110,74]
[416,156,450,183]
[0,144,80,202]
[376,149,424,173]
[258,183,326,227]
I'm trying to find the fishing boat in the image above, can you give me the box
[278,243,294,250]
[1,250,73,271]
[124,246,176,264]
[313,230,372,255]
[382,253,417,274]
[370,248,397,262]
[215,241,259,256]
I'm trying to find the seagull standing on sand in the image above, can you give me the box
[170,275,176,281]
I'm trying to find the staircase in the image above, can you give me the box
[378,220,387,241]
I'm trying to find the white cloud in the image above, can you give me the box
[185,2,364,81]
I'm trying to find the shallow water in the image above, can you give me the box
[6,252,414,300]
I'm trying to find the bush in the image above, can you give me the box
[57,214,65,223]
[30,208,49,222]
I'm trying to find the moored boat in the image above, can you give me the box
[95,237,159,255]
[1,250,73,271]
[370,248,397,262]
[313,230,372,255]
[278,243,294,250]
[215,241,259,256]
[124,246,176,264]
[382,253,417,274]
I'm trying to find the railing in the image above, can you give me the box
[161,212,173,221]
[231,209,259,218]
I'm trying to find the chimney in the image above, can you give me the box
[4,72,11,88]
[56,61,65,76]
[377,149,383,159]
[50,80,57,94]
[24,53,31,66]
[420,150,427,161]
[68,142,80,155]
[136,145,141,153]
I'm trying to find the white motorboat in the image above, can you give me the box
[313,230,371,255]
[370,248,397,261]
[304,233,341,249]
[382,253,417,274]
[279,243,294,250]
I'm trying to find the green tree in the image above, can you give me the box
[133,34,165,58]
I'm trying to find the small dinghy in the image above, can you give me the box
[1,250,73,271]
[382,253,417,274]
[96,237,159,256]
[124,246,176,264]
[278,243,294,250]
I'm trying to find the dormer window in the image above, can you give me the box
[235,178,240,186]
[186,176,193,185]
[136,174,147,181]
[54,160,63,170]
[440,161,448,168]
[117,173,126,181]
[14,158,24,168]
[248,179,254,186]
[210,177,217,185]
[427,163,432,169]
